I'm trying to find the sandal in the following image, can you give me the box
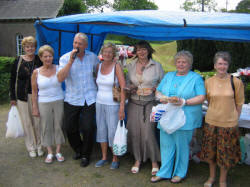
[151,176,164,183]
[204,178,215,187]
[171,176,182,183]
[131,166,140,174]
[55,153,65,162]
[45,154,53,164]
[219,182,227,187]
[151,167,159,175]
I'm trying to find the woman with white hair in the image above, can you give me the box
[151,50,206,183]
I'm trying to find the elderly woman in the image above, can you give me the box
[151,50,206,183]
[31,45,65,164]
[201,52,244,187]
[95,43,126,169]
[10,36,43,158]
[127,40,164,175]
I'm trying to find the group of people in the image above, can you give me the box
[10,33,245,187]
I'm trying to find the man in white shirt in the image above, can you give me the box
[57,32,99,167]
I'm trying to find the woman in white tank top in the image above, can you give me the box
[31,45,65,164]
[95,43,126,169]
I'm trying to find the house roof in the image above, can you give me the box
[0,0,64,20]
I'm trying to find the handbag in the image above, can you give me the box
[113,120,128,156]
[6,106,24,138]
[159,103,186,134]
[112,63,129,102]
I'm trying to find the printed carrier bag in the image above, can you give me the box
[113,120,128,156]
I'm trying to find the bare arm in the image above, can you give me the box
[186,95,205,106]
[31,69,39,117]
[116,63,126,120]
[236,105,243,118]
[57,49,78,82]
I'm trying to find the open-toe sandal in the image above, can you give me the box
[55,153,65,162]
[45,154,53,164]
[171,176,183,183]
[151,168,159,175]
[151,176,164,183]
[219,182,227,187]
[204,178,215,187]
[131,166,139,174]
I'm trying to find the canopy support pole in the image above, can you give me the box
[59,31,61,59]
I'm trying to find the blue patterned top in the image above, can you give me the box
[59,50,99,106]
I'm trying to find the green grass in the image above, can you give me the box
[151,42,176,72]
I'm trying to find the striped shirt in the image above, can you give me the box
[59,50,99,106]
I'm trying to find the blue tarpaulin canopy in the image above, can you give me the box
[35,10,250,63]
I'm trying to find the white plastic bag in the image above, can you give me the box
[150,104,168,122]
[5,106,24,138]
[159,103,186,134]
[113,120,128,156]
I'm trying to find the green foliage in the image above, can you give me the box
[236,0,250,13]
[57,0,87,16]
[0,57,15,104]
[112,0,158,11]
[181,0,217,12]
[0,57,15,72]
[84,0,110,13]
[177,40,250,72]
[194,69,215,79]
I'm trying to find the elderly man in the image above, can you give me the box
[58,33,99,167]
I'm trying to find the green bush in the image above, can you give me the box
[0,57,15,104]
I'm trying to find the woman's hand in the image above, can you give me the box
[32,106,40,117]
[159,98,168,104]
[129,84,138,94]
[10,100,17,106]
[172,98,185,106]
[119,105,125,120]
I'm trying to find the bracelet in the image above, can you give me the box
[186,99,189,105]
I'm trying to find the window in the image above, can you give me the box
[16,34,23,56]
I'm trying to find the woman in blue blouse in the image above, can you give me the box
[151,51,206,183]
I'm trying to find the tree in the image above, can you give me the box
[236,0,250,13]
[181,0,217,12]
[84,0,110,13]
[112,0,158,11]
[57,0,87,16]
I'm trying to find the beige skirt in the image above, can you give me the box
[127,99,161,162]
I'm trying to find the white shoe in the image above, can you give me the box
[29,150,37,158]
[37,148,44,157]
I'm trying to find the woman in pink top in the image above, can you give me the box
[201,52,245,187]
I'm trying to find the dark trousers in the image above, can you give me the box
[64,102,96,159]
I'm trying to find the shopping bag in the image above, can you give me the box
[5,106,24,138]
[159,103,186,134]
[150,104,168,122]
[113,120,128,156]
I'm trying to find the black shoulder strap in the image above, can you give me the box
[230,75,236,101]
